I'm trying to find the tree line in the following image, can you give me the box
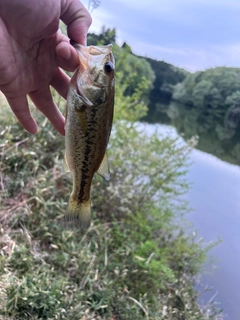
[88,27,240,166]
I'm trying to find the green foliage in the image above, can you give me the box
[0,28,221,319]
[6,269,67,319]
[167,67,240,165]
[88,27,116,46]
[0,104,220,319]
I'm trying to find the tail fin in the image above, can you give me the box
[65,196,91,229]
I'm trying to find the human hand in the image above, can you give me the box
[0,0,92,135]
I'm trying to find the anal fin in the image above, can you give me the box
[97,153,110,181]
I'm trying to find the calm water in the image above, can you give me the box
[141,123,240,319]
[186,149,240,320]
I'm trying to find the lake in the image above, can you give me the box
[187,149,240,320]
[142,123,240,320]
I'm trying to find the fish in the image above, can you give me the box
[64,43,115,229]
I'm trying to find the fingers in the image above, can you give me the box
[6,95,38,134]
[55,33,79,71]
[51,68,70,99]
[60,0,92,45]
[6,85,66,136]
[29,86,65,136]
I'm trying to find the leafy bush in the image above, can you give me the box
[0,53,221,319]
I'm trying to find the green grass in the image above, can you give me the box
[0,95,222,319]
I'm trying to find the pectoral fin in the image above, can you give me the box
[97,153,110,181]
[62,154,71,173]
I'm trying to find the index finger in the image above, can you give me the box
[60,0,92,45]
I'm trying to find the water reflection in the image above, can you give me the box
[186,149,240,320]
[164,99,240,166]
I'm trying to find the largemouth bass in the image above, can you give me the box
[64,43,115,229]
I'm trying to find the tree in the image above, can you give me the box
[87,27,116,45]
[167,67,240,165]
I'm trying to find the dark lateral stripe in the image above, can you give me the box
[78,108,97,202]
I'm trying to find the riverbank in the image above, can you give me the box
[0,104,221,319]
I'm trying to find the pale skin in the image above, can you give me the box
[0,0,92,135]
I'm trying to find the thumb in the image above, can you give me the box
[60,0,92,45]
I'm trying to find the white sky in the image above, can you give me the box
[81,0,240,72]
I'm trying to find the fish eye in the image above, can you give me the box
[104,61,114,73]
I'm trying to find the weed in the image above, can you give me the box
[0,78,222,319]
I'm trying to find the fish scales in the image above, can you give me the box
[65,44,115,229]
